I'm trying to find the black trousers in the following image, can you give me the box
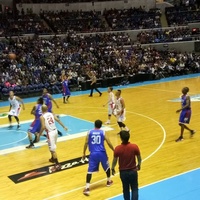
[90,83,101,96]
[120,170,138,200]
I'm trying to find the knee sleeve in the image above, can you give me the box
[8,115,12,121]
[117,121,125,128]
[14,116,19,122]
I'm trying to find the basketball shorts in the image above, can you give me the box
[179,109,191,124]
[63,88,71,96]
[47,129,58,152]
[28,119,41,134]
[108,103,115,115]
[47,104,52,113]
[88,151,110,173]
[9,106,21,117]
[117,109,126,122]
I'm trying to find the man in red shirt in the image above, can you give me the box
[111,130,142,200]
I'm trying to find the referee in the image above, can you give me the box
[88,71,102,97]
[111,130,142,200]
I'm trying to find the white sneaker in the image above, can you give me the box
[105,121,110,125]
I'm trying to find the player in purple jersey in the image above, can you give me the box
[82,119,114,196]
[42,88,62,136]
[175,87,196,142]
[26,97,44,149]
[62,75,71,104]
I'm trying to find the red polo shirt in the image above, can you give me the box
[114,142,140,171]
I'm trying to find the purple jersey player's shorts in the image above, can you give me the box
[28,119,41,134]
[47,104,52,113]
[179,109,191,124]
[88,152,110,173]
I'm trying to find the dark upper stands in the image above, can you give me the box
[165,4,200,26]
[103,7,161,31]
[40,10,105,34]
[0,12,52,36]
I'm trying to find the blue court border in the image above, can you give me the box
[108,168,200,200]
[0,73,199,107]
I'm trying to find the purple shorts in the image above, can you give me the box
[88,151,110,173]
[28,119,41,134]
[179,109,191,124]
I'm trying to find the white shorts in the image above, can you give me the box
[9,106,21,117]
[108,103,115,115]
[117,109,126,122]
[47,129,58,152]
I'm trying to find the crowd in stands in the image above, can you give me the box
[16,0,108,3]
[1,3,200,99]
[166,3,200,26]
[136,27,193,44]
[0,32,200,99]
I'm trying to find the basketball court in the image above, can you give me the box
[0,73,200,200]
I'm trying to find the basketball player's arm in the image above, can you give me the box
[176,96,190,113]
[54,115,68,131]
[39,116,45,136]
[48,94,59,108]
[105,133,114,151]
[16,96,25,110]
[103,99,110,107]
[120,98,125,115]
[31,106,36,115]
[9,104,12,111]
[82,133,89,159]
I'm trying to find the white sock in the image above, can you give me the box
[86,183,90,189]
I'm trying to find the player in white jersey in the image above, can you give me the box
[103,87,115,124]
[38,105,68,172]
[113,90,129,132]
[8,91,25,129]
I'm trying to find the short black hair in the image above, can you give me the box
[110,87,113,91]
[117,89,121,94]
[37,97,44,104]
[120,130,130,143]
[95,120,102,128]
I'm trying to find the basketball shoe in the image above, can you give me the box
[83,188,90,196]
[107,180,113,187]
[175,136,183,142]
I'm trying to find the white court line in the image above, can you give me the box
[106,167,200,200]
[43,111,167,200]
[0,130,27,147]
[0,126,113,155]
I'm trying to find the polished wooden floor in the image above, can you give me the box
[0,76,200,200]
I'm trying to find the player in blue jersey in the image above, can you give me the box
[26,97,44,148]
[82,119,114,196]
[62,75,71,104]
[42,88,62,136]
[42,88,59,112]
[175,87,196,142]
